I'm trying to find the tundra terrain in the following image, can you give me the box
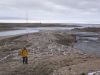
[0,31,100,75]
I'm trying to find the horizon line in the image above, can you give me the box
[0,20,100,25]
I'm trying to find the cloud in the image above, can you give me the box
[0,0,100,23]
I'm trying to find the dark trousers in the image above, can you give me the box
[22,57,28,64]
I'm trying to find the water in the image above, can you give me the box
[34,27,83,30]
[79,37,98,41]
[79,24,100,27]
[0,28,39,36]
[74,32,100,56]
[74,40,100,55]
[0,27,80,36]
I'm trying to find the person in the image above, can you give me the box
[19,47,28,64]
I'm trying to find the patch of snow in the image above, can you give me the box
[88,71,100,75]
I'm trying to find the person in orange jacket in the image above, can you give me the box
[20,47,28,64]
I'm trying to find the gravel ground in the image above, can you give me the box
[0,31,99,75]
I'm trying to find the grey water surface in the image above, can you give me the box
[74,32,100,56]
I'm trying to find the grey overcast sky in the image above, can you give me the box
[0,0,100,23]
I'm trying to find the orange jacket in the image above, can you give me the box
[20,49,28,57]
